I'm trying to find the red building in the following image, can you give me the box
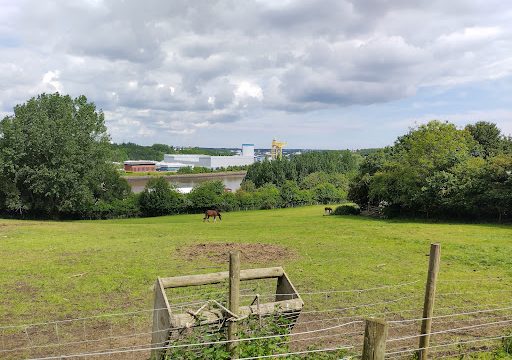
[124,161,157,172]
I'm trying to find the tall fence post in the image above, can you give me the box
[362,318,388,360]
[228,251,240,359]
[419,243,441,360]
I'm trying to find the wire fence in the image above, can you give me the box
[2,275,512,359]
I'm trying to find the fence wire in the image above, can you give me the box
[1,276,512,359]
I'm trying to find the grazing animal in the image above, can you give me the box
[324,207,333,215]
[203,209,222,222]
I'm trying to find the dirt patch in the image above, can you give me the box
[177,243,297,264]
[12,281,39,296]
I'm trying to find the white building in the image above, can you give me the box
[155,162,192,172]
[164,144,255,169]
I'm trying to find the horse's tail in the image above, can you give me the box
[218,212,222,221]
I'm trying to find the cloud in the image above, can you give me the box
[1,0,511,144]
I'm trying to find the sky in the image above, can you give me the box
[0,0,511,149]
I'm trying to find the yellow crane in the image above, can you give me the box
[271,138,286,160]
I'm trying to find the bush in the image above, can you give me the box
[139,177,183,216]
[219,192,239,212]
[236,190,259,210]
[90,195,141,219]
[253,184,280,209]
[333,203,361,215]
[187,180,225,212]
[313,183,346,204]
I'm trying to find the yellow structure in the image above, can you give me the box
[271,138,286,160]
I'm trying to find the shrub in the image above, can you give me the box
[333,203,361,215]
[90,195,141,219]
[187,180,225,212]
[255,184,281,209]
[235,190,259,210]
[139,177,183,216]
[313,182,345,204]
[219,192,239,212]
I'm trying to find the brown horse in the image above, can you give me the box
[324,207,333,215]
[203,209,222,222]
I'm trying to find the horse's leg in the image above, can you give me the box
[213,215,217,223]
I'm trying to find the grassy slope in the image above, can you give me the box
[1,205,512,325]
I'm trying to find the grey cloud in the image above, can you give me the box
[1,0,512,142]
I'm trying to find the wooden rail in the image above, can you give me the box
[160,267,284,288]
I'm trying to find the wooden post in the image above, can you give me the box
[228,251,240,359]
[151,278,172,360]
[418,243,441,360]
[362,318,388,360]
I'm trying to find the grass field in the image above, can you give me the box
[1,205,512,358]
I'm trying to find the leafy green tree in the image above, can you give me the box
[370,121,478,215]
[219,191,239,211]
[478,154,512,221]
[279,180,301,207]
[313,183,345,204]
[139,177,183,216]
[244,151,360,188]
[236,190,259,210]
[187,180,225,211]
[240,179,257,192]
[0,93,126,217]
[255,184,281,209]
[465,121,506,158]
[347,173,371,207]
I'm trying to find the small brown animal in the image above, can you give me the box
[203,209,222,222]
[324,207,333,215]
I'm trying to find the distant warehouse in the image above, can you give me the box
[123,160,192,172]
[164,144,255,170]
[123,160,157,172]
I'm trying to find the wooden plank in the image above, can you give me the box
[171,299,304,328]
[160,267,284,288]
[362,318,388,360]
[151,278,173,360]
[276,270,302,302]
[228,251,240,359]
[419,243,441,360]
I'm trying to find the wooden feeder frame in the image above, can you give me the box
[151,266,303,359]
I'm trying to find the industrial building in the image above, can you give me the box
[123,160,191,172]
[123,160,157,172]
[164,144,255,169]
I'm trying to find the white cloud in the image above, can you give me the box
[41,70,63,93]
[234,81,263,102]
[1,0,512,146]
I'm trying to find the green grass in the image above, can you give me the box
[2,206,512,358]
[1,205,511,323]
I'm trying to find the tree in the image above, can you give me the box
[139,177,183,217]
[187,180,225,211]
[313,183,345,204]
[465,121,505,158]
[478,155,512,221]
[0,93,126,217]
[369,121,478,216]
[255,184,281,209]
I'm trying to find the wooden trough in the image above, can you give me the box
[151,265,303,359]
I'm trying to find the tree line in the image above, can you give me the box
[111,142,232,162]
[348,120,512,221]
[1,93,510,221]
